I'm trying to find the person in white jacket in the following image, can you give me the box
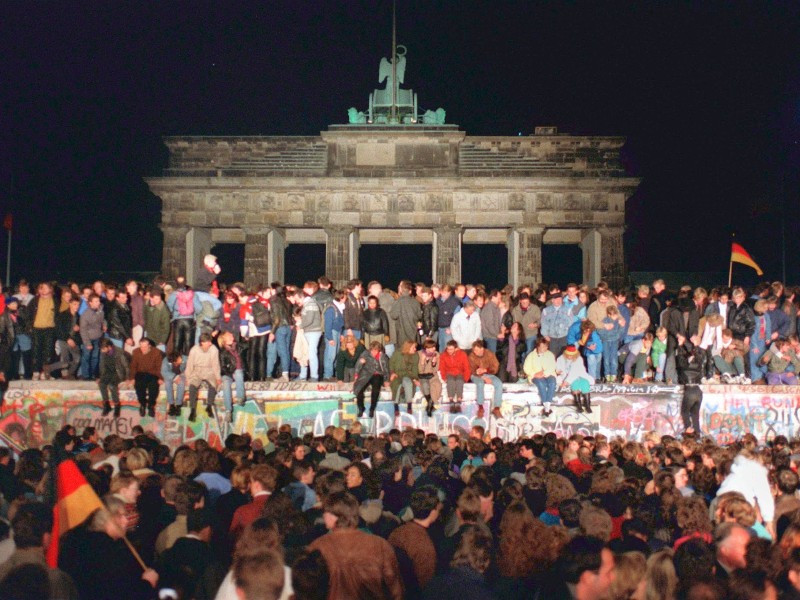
[555,345,595,414]
[715,450,775,538]
[450,301,482,351]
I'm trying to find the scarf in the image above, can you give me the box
[239,302,251,321]
[223,300,237,322]
[506,337,518,378]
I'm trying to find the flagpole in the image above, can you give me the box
[728,233,734,288]
[728,255,733,288]
[123,535,148,571]
[5,228,10,289]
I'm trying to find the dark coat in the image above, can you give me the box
[727,301,756,341]
[421,300,439,339]
[353,350,390,396]
[343,293,365,332]
[335,343,366,381]
[106,301,133,341]
[422,565,498,600]
[496,335,525,382]
[664,299,700,353]
[55,309,80,344]
[363,307,390,335]
[269,295,292,329]
[219,345,240,377]
[59,528,154,600]
[194,267,216,293]
[0,310,15,349]
[99,346,129,385]
[158,536,215,598]
[391,293,422,346]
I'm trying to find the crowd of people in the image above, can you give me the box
[0,415,799,599]
[0,260,799,599]
[0,256,798,423]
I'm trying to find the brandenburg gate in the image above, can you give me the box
[147,48,639,289]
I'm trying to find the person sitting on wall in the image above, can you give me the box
[556,344,594,414]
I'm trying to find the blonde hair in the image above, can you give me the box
[607,551,647,600]
[401,340,417,354]
[460,464,477,485]
[124,447,151,471]
[646,548,676,600]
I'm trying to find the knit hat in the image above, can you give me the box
[563,345,579,359]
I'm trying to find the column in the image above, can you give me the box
[325,226,356,287]
[580,229,601,288]
[186,227,212,288]
[159,225,190,280]
[432,226,462,284]
[267,228,286,284]
[243,227,271,288]
[507,226,543,289]
[599,226,626,289]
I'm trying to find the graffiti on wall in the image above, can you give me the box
[2,382,799,452]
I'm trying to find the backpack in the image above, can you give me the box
[176,289,195,317]
[251,301,272,328]
[198,299,221,326]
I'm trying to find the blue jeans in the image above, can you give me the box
[586,353,601,381]
[471,374,503,408]
[162,358,185,406]
[300,331,323,380]
[523,337,536,361]
[655,352,667,381]
[80,338,101,379]
[222,369,245,412]
[323,331,340,379]
[438,327,452,352]
[750,342,768,381]
[484,338,498,353]
[602,344,619,379]
[384,343,396,359]
[266,325,292,377]
[533,376,556,405]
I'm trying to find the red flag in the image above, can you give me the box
[2,214,10,231]
[46,459,104,567]
[730,242,764,276]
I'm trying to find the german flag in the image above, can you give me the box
[730,242,763,276]
[46,459,104,567]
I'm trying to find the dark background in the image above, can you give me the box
[1,1,799,289]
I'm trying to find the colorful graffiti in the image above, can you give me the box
[2,381,799,452]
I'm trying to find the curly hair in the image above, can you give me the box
[545,473,577,509]
[676,496,712,536]
[497,502,564,577]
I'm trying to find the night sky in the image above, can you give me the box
[2,1,799,288]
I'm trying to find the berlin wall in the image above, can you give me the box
[1,381,798,453]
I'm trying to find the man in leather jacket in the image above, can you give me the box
[727,287,756,346]
[106,289,133,351]
[419,287,439,345]
[47,298,82,379]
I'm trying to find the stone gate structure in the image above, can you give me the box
[148,125,639,288]
[147,48,639,289]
